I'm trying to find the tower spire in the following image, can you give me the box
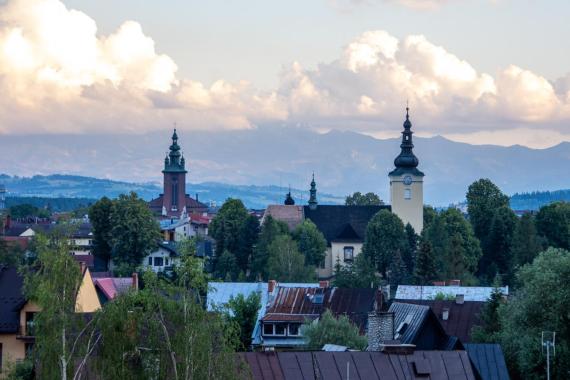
[389,106,424,176]
[164,128,187,173]
[284,185,295,205]
[308,173,318,210]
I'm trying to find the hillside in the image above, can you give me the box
[510,189,570,210]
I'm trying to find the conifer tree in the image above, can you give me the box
[511,213,542,268]
[414,239,437,285]
[388,249,409,286]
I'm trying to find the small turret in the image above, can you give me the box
[163,128,187,174]
[308,173,318,210]
[284,187,295,205]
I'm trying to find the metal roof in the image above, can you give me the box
[465,344,510,380]
[395,285,509,302]
[240,350,477,380]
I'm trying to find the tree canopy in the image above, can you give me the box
[292,219,327,267]
[302,310,367,351]
[345,192,384,206]
[266,234,315,282]
[362,209,406,276]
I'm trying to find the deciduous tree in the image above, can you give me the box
[535,201,570,250]
[266,234,315,282]
[302,310,367,350]
[362,210,406,276]
[345,192,384,206]
[292,220,327,267]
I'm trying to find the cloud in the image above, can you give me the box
[0,0,568,148]
[327,0,458,12]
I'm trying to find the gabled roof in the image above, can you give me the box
[396,299,484,343]
[465,344,510,380]
[395,285,509,302]
[92,277,134,302]
[0,266,27,333]
[240,351,477,380]
[262,205,304,231]
[263,287,381,332]
[303,205,390,244]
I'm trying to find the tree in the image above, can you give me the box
[403,223,418,274]
[216,250,238,281]
[292,220,327,267]
[388,249,410,286]
[225,292,261,350]
[445,233,466,280]
[24,234,100,380]
[250,216,289,280]
[88,197,113,266]
[209,199,249,258]
[266,234,315,282]
[333,254,380,288]
[466,179,510,245]
[345,192,384,206]
[511,213,542,268]
[302,310,367,350]
[535,201,570,250]
[362,210,406,276]
[480,206,518,281]
[496,248,570,379]
[235,215,259,273]
[423,205,437,230]
[110,192,161,273]
[414,238,438,285]
[9,204,50,219]
[472,276,504,343]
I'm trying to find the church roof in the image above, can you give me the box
[148,194,207,215]
[303,205,390,245]
[389,107,424,177]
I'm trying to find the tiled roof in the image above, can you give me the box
[0,266,27,333]
[240,350,477,380]
[303,205,390,244]
[465,344,510,380]
[396,299,484,343]
[93,277,134,301]
[395,285,509,302]
[262,205,304,231]
[148,195,208,215]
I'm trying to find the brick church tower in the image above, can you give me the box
[148,129,207,217]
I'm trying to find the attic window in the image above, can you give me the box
[343,246,354,262]
[313,294,324,304]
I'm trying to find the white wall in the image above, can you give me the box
[389,174,424,233]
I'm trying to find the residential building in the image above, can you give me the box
[240,350,477,380]
[395,285,509,302]
[465,343,510,380]
[148,129,207,218]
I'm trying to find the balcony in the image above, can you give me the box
[16,321,36,341]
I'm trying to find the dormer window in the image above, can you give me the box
[343,246,354,262]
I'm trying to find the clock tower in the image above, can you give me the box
[389,107,424,232]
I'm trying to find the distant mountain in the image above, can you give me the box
[510,189,570,211]
[0,174,344,209]
[0,126,568,205]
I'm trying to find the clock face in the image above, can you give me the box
[403,176,412,185]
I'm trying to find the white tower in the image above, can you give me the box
[0,184,5,210]
[389,108,424,233]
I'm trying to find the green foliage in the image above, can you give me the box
[496,248,570,379]
[403,223,418,275]
[302,310,367,350]
[535,201,570,250]
[510,189,570,211]
[479,206,518,281]
[466,179,510,245]
[267,234,316,282]
[423,205,437,230]
[235,214,260,272]
[5,196,95,213]
[216,250,238,281]
[5,359,34,380]
[430,292,456,301]
[292,219,327,267]
[209,198,250,258]
[472,277,504,343]
[9,203,50,218]
[362,209,406,276]
[511,213,542,268]
[345,192,384,206]
[388,249,410,286]
[0,236,24,267]
[88,196,113,263]
[110,192,161,273]
[225,292,261,350]
[414,238,438,285]
[251,216,289,280]
[332,254,380,288]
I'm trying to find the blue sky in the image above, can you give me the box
[0,0,568,148]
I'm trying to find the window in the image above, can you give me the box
[343,246,354,262]
[154,257,164,267]
[404,189,412,200]
[263,323,274,336]
[275,324,287,336]
[289,324,300,336]
[165,258,169,266]
[25,312,36,336]
[148,257,152,265]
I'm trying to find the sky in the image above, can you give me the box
[0,0,568,148]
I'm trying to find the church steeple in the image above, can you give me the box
[163,128,187,174]
[284,187,295,205]
[308,173,318,210]
[389,107,424,177]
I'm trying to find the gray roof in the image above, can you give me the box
[388,302,430,344]
[395,285,509,301]
[465,344,510,380]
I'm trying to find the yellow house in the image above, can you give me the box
[0,266,104,376]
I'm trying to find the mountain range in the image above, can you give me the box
[0,126,568,206]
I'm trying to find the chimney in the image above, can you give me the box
[132,272,139,291]
[268,280,277,294]
[319,280,330,288]
[367,311,395,351]
[442,308,450,321]
[449,279,461,286]
[455,294,465,304]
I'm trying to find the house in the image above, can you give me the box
[366,302,462,352]
[240,350,477,380]
[259,283,383,349]
[207,281,320,347]
[90,272,138,305]
[141,239,213,273]
[465,343,510,380]
[395,285,509,302]
[395,299,485,343]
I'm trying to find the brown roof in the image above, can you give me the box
[148,195,208,216]
[262,205,304,231]
[263,287,381,332]
[240,350,477,380]
[395,300,484,343]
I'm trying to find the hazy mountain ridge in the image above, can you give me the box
[0,126,568,205]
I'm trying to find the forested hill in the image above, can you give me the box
[0,174,344,210]
[510,189,570,211]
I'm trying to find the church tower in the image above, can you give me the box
[389,107,424,232]
[162,129,187,215]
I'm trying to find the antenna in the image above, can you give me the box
[542,331,556,380]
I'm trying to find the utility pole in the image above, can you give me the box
[542,331,556,380]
